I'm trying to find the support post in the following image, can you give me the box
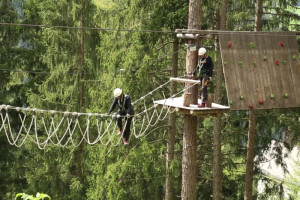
[213,0,227,199]
[244,109,257,200]
[76,0,85,182]
[165,37,179,200]
[181,0,202,199]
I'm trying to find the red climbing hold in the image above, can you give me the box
[228,41,232,48]
[249,104,254,109]
[259,99,264,104]
[279,41,284,47]
[276,60,280,66]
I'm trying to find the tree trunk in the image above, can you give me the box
[181,0,201,199]
[165,37,179,200]
[244,109,257,200]
[213,0,227,199]
[255,0,264,31]
[76,0,85,182]
[244,2,262,198]
[182,115,198,200]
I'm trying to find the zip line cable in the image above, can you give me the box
[0,79,198,149]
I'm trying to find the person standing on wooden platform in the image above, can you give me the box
[192,47,213,107]
[107,88,134,145]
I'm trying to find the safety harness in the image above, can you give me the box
[118,95,127,111]
[197,56,207,75]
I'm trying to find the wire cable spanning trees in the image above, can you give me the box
[0,79,198,149]
[1,23,300,36]
[0,22,175,34]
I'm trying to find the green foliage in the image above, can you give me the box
[1,0,300,199]
[85,137,169,200]
[284,159,300,199]
[15,192,51,200]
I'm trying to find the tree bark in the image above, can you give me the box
[76,0,85,182]
[244,109,257,200]
[181,0,201,199]
[255,0,263,31]
[244,2,262,198]
[213,0,227,199]
[182,115,198,200]
[165,37,179,200]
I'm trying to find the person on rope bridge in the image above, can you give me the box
[192,47,213,108]
[107,88,134,145]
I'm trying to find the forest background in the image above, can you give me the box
[0,0,300,199]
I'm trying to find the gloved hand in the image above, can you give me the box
[126,113,131,118]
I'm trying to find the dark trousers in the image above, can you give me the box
[117,111,132,141]
[200,75,209,103]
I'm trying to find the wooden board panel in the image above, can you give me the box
[263,34,280,109]
[219,32,300,110]
[286,33,300,106]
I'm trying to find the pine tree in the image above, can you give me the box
[0,1,29,199]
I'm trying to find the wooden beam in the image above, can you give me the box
[170,77,200,84]
[176,33,200,39]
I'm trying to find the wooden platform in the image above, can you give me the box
[154,97,229,117]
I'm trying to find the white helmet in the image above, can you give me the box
[198,47,206,56]
[113,88,122,97]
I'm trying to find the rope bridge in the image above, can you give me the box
[0,79,199,149]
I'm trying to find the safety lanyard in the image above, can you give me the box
[118,96,126,110]
[198,56,207,73]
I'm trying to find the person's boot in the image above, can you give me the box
[123,139,129,145]
[118,129,122,135]
[198,102,206,108]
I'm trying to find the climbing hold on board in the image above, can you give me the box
[263,56,267,61]
[223,62,227,66]
[229,100,233,105]
[250,42,255,48]
[276,60,280,66]
[253,62,257,67]
[292,55,297,60]
[240,96,244,100]
[270,94,275,99]
[279,41,284,47]
[259,99,264,104]
[249,104,254,109]
[239,62,243,67]
[284,93,289,98]
[228,41,232,48]
[282,61,287,65]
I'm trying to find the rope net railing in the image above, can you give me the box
[0,79,198,149]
